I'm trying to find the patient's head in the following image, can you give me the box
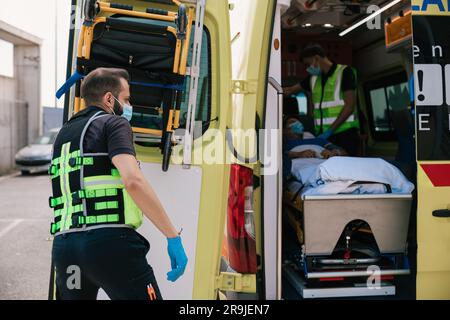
[284,115,304,140]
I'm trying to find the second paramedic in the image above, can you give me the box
[49,68,187,300]
[283,43,360,156]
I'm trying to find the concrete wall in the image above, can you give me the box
[14,45,41,142]
[0,98,28,174]
[0,21,41,174]
[0,45,40,175]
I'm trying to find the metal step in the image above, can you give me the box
[283,265,396,299]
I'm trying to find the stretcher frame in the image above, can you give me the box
[75,1,195,139]
[282,186,413,298]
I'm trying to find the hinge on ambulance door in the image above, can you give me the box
[216,272,256,293]
[231,80,257,95]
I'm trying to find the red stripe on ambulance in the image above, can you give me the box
[421,164,450,187]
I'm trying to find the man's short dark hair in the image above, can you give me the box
[81,68,130,106]
[300,43,326,60]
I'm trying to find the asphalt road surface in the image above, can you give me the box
[0,172,53,300]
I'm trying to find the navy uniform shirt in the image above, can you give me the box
[83,106,136,160]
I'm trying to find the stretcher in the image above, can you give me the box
[57,0,205,171]
[283,180,413,298]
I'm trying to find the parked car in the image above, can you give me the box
[15,128,60,175]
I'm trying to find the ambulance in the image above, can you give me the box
[57,0,450,299]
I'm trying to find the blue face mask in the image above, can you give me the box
[307,65,321,76]
[113,96,133,122]
[121,104,133,122]
[289,121,304,135]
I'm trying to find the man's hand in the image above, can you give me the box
[167,236,188,282]
[283,86,295,97]
[283,83,302,97]
[289,149,317,159]
[321,149,340,159]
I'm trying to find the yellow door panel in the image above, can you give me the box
[416,164,450,299]
[412,5,450,300]
[417,271,450,300]
[417,164,450,274]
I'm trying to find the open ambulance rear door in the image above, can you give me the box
[412,0,450,299]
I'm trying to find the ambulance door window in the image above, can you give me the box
[364,71,409,141]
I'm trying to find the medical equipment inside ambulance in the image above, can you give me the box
[57,0,207,172]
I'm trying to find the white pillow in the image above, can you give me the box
[303,132,316,139]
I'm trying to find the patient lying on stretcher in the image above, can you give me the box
[283,116,415,195]
[283,115,347,182]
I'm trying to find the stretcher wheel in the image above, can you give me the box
[162,132,173,172]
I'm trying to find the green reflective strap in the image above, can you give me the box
[51,221,61,234]
[89,189,104,198]
[73,157,94,166]
[86,190,97,198]
[74,204,83,213]
[50,151,93,180]
[58,142,72,232]
[50,196,64,208]
[52,149,80,166]
[54,204,82,218]
[106,189,118,196]
[85,214,120,225]
[77,216,86,225]
[85,188,118,199]
[95,201,119,211]
[75,190,86,200]
[83,157,94,165]
[48,165,59,176]
[51,157,61,166]
[95,202,107,210]
[54,208,63,218]
[84,175,122,184]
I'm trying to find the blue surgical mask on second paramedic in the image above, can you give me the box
[307,65,321,76]
[306,57,321,76]
[113,96,133,122]
[289,121,304,135]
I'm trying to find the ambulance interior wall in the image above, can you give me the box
[280,27,411,159]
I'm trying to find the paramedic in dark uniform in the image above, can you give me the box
[49,68,187,300]
[284,43,360,156]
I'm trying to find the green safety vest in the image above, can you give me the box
[311,64,359,135]
[48,108,143,235]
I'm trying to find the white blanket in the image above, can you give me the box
[290,156,415,195]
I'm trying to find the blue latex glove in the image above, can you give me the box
[317,129,333,140]
[167,236,188,282]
